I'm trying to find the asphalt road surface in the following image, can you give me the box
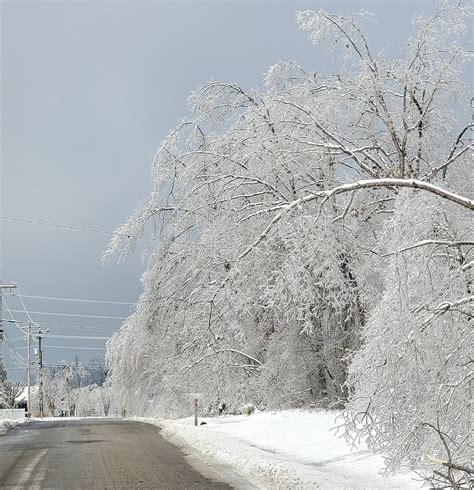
[0,418,233,489]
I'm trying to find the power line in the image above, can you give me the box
[5,309,127,320]
[13,344,106,351]
[11,293,135,306]
[43,334,110,340]
[44,362,106,367]
[22,321,118,332]
[2,298,32,335]
[4,284,127,324]
[0,267,16,282]
[41,345,106,350]
[0,215,157,242]
[15,289,37,325]
[3,331,27,365]
[2,318,118,332]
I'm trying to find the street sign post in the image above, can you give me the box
[187,393,203,426]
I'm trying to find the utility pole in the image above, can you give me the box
[27,323,32,417]
[38,332,44,418]
[0,283,17,383]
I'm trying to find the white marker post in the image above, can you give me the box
[188,393,203,426]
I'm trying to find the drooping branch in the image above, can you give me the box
[426,454,474,475]
[421,296,474,331]
[432,296,473,316]
[447,124,473,160]
[315,179,474,210]
[239,179,473,260]
[424,144,473,180]
[383,240,474,257]
[181,348,263,375]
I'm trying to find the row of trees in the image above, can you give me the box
[0,358,111,417]
[35,359,111,417]
[1,360,112,416]
[105,2,472,486]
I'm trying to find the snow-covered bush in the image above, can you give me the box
[241,404,256,416]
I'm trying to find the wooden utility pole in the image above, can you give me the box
[38,332,44,418]
[27,323,31,417]
[0,283,17,383]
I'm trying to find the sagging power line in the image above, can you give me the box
[21,322,118,332]
[41,346,106,351]
[4,309,127,320]
[12,293,135,306]
[0,215,157,242]
[1,282,120,389]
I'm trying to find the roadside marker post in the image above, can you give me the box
[188,393,203,426]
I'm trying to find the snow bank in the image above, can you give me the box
[0,418,29,435]
[138,410,423,489]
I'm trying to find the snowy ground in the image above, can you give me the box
[138,410,423,489]
[0,418,29,435]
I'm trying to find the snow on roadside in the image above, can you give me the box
[0,418,30,435]
[138,410,423,489]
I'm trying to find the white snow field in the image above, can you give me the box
[139,410,423,489]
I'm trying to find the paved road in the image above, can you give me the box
[0,418,233,489]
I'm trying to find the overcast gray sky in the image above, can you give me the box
[1,0,438,380]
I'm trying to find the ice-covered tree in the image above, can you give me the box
[105,1,472,483]
[0,381,23,409]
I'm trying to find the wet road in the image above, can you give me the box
[0,418,232,489]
